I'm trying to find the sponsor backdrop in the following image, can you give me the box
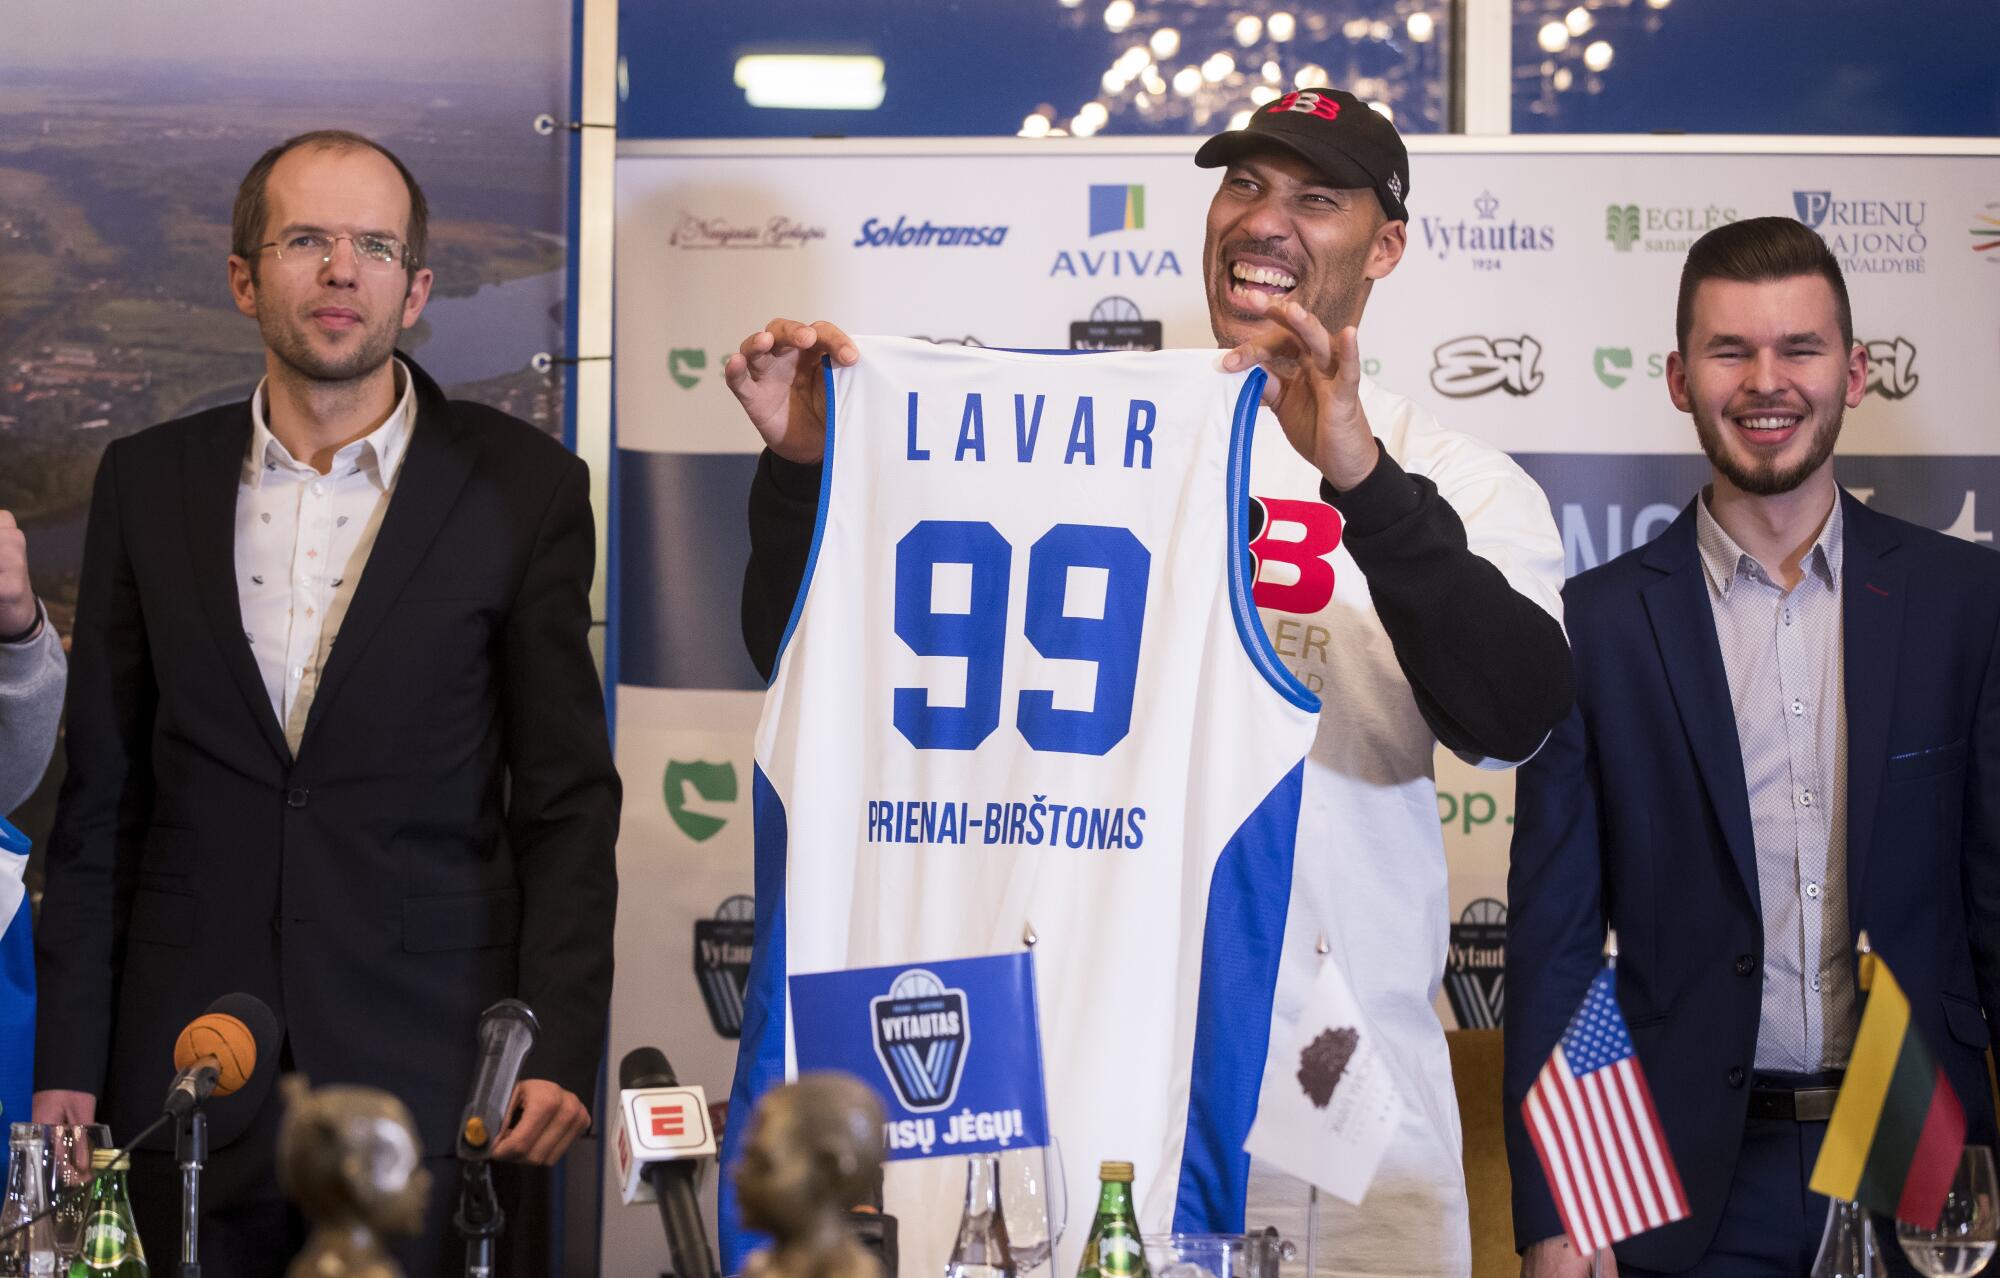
[605,138,2000,1272]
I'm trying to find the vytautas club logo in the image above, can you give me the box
[1070,295,1163,351]
[870,969,971,1112]
[1793,190,1928,275]
[1445,898,1506,1029]
[693,895,755,1038]
[1431,335,1545,397]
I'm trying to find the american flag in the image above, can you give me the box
[1522,968,1689,1255]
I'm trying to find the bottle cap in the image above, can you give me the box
[90,1147,127,1171]
[1100,1161,1134,1182]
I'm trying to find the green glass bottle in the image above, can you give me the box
[1074,1161,1150,1278]
[66,1149,145,1277]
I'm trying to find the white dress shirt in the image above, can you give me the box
[236,361,416,754]
[1695,492,1855,1072]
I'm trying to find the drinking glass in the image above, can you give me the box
[1897,1146,2000,1276]
[43,1124,112,1266]
[1001,1139,1068,1273]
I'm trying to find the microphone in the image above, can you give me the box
[615,1047,719,1278]
[456,999,540,1160]
[165,993,277,1117]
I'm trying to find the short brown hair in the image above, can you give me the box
[231,130,429,274]
[1676,215,1851,353]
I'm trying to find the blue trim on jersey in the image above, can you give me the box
[1173,761,1307,1233]
[719,765,792,1269]
[1226,372,1320,712]
[769,357,840,681]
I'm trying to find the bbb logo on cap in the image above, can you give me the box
[1272,91,1340,122]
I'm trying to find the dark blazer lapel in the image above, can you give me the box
[1839,491,1906,932]
[184,407,293,764]
[1640,501,1761,909]
[297,357,474,757]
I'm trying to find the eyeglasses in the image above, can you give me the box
[256,232,411,271]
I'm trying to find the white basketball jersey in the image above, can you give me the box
[724,338,1320,1278]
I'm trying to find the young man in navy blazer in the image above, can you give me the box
[1506,216,2000,1276]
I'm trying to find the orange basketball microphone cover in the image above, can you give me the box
[166,993,279,1114]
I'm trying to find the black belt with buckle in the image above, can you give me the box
[1748,1070,1845,1122]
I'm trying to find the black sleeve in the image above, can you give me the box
[1322,444,1573,761]
[742,449,824,682]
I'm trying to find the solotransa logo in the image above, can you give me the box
[854,215,1009,248]
[870,968,970,1112]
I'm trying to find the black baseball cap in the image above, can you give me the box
[1194,88,1410,223]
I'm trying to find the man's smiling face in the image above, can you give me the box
[1202,147,1402,348]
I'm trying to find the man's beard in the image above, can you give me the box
[1692,399,1844,497]
[257,303,401,385]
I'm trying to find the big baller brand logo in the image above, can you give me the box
[693,896,755,1039]
[870,969,971,1113]
[1864,338,1919,400]
[1430,335,1546,398]
[1445,899,1506,1030]
[668,212,826,250]
[1416,191,1555,270]
[1605,202,1738,255]
[1793,190,1928,274]
[854,215,1009,249]
[1249,496,1344,614]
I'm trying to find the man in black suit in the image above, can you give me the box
[33,130,619,1274]
[1506,216,2000,1275]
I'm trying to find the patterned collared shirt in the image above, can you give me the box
[1696,491,1854,1072]
[236,362,416,754]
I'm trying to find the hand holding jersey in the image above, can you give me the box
[723,318,855,464]
[1221,297,1380,493]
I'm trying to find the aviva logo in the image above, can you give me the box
[1089,184,1146,236]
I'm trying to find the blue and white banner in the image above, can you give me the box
[791,951,1051,1161]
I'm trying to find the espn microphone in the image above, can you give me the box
[164,993,278,1118]
[456,999,540,1160]
[616,1047,719,1278]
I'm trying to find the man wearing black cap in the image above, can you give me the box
[730,90,1572,1277]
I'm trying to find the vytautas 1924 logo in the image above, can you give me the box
[870,969,971,1113]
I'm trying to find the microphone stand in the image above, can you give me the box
[454,1159,503,1278]
[177,1105,208,1277]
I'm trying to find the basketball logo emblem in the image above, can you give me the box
[694,895,755,1038]
[1445,898,1507,1029]
[869,969,971,1112]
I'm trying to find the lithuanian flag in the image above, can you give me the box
[1809,942,1966,1230]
